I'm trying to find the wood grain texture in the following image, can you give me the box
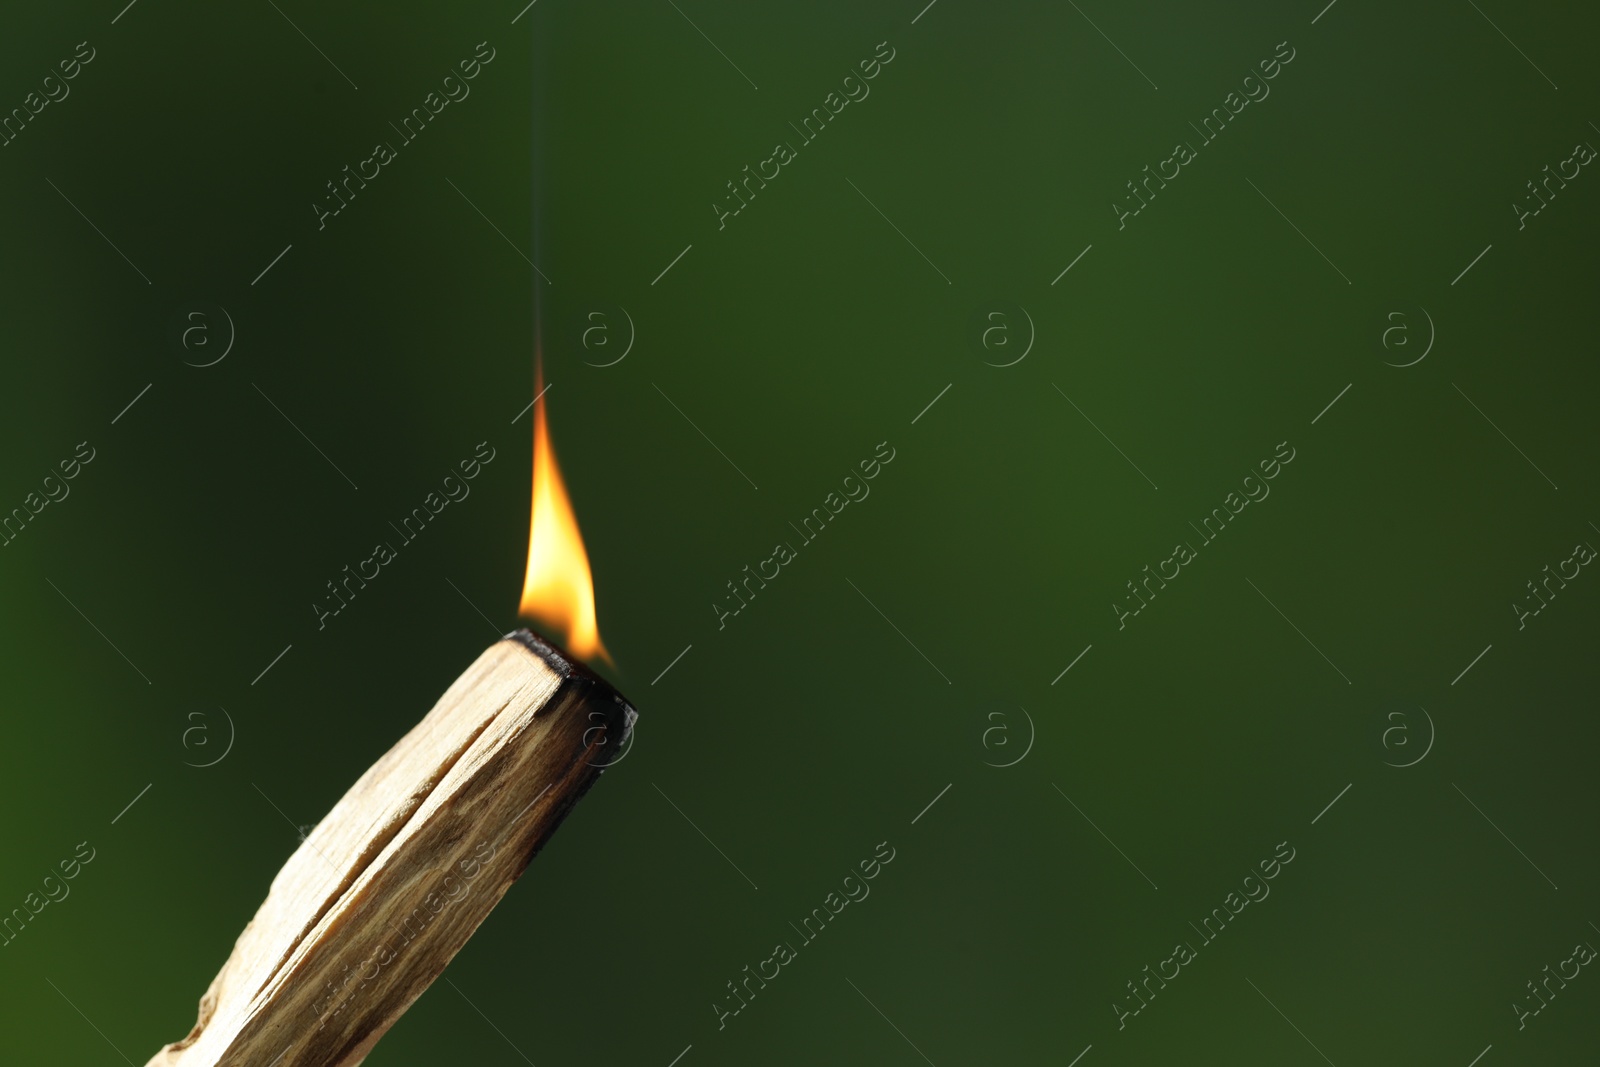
[145,631,635,1067]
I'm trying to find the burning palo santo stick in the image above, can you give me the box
[148,378,632,1067]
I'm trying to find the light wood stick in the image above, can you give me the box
[145,630,636,1067]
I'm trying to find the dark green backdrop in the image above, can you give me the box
[2,1,1597,1064]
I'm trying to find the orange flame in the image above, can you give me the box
[519,370,609,663]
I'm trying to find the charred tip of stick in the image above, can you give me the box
[503,628,637,754]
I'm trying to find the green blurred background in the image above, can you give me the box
[2,0,1598,1063]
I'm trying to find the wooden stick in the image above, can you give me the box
[145,630,636,1067]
